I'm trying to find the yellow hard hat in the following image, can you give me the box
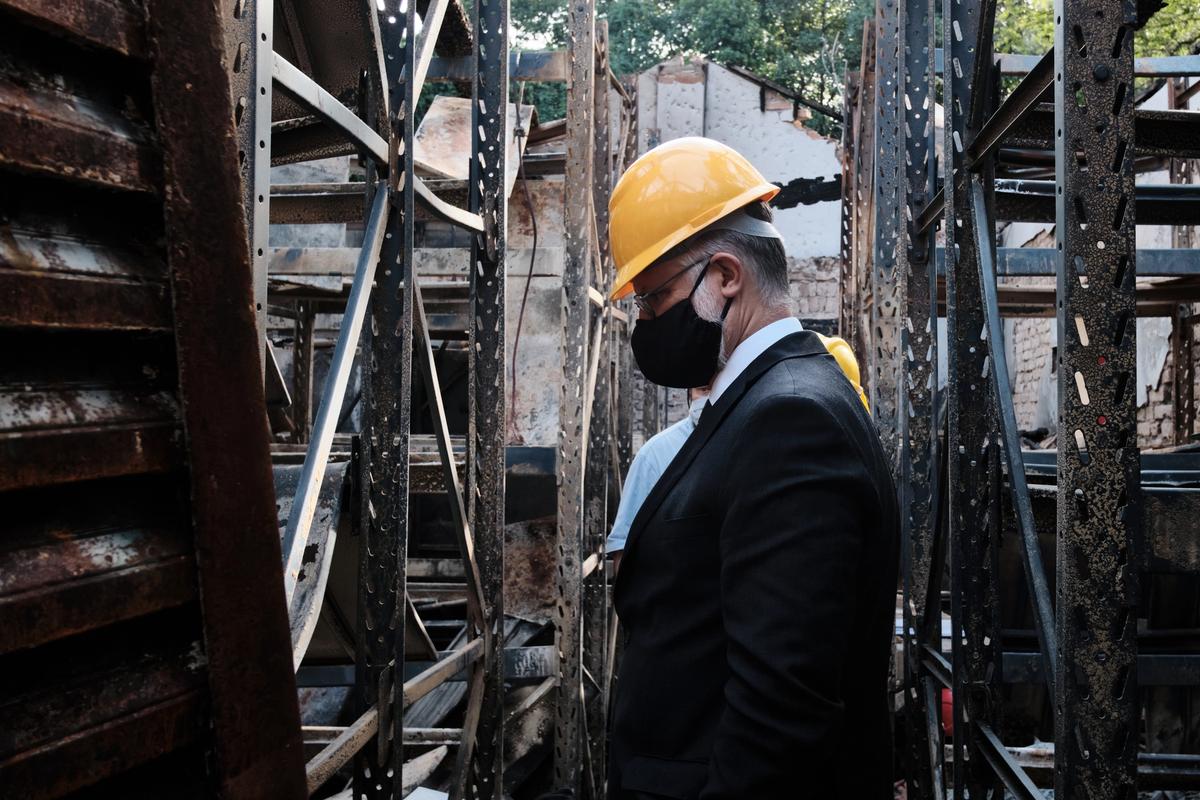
[817,333,870,413]
[609,137,780,300]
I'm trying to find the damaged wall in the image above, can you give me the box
[636,58,844,326]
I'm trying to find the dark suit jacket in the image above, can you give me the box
[609,329,899,800]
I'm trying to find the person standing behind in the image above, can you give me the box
[607,387,710,575]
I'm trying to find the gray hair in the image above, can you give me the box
[663,202,792,316]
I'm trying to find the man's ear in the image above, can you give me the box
[710,252,744,300]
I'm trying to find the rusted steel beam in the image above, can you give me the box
[269,183,367,224]
[943,0,1003,792]
[998,107,1200,160]
[0,77,160,193]
[355,2,415,793]
[555,0,594,790]
[850,19,875,394]
[292,301,315,440]
[271,120,358,165]
[0,422,182,491]
[0,0,148,59]
[0,527,194,653]
[871,0,902,465]
[1052,0,1140,792]
[581,22,612,796]
[146,0,307,794]
[1173,303,1195,445]
[0,688,206,798]
[467,0,509,788]
[897,0,938,789]
[0,271,173,331]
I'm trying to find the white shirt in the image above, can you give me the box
[709,317,805,405]
[606,397,707,553]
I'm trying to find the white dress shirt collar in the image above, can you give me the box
[709,317,804,405]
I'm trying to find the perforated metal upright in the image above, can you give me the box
[872,0,903,463]
[580,22,614,798]
[896,0,939,792]
[941,0,1003,794]
[468,0,510,790]
[1053,0,1141,793]
[555,0,595,789]
[852,20,877,388]
[356,1,417,794]
[838,71,859,344]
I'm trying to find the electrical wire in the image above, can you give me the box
[508,65,539,443]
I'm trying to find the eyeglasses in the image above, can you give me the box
[632,256,712,319]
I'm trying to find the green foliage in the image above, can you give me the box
[995,0,1199,57]
[509,0,875,134]
[498,0,1200,133]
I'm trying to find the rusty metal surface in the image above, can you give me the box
[0,26,159,193]
[942,0,1004,795]
[0,415,181,491]
[269,184,366,224]
[271,119,359,165]
[0,0,148,59]
[466,0,509,789]
[871,0,901,464]
[292,300,316,439]
[851,20,876,385]
[0,498,194,652]
[353,0,414,794]
[147,0,307,793]
[896,0,938,791]
[837,72,858,343]
[580,22,612,798]
[1052,0,1141,793]
[268,0,378,125]
[417,0,472,56]
[0,631,208,799]
[554,0,593,790]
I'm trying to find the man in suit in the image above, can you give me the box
[605,136,899,799]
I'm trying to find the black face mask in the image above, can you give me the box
[630,264,732,389]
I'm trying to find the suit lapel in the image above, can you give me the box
[618,330,827,571]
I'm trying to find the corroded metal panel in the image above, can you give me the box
[942,0,1003,794]
[1053,0,1141,794]
[872,0,902,465]
[555,0,594,789]
[467,0,509,789]
[149,0,308,791]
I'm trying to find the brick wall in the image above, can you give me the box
[1006,303,1181,451]
[791,256,840,320]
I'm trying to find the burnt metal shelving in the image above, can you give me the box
[842,0,1200,795]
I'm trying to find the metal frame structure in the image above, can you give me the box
[258,0,636,797]
[843,0,1200,795]
[1,0,637,795]
[0,0,306,795]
